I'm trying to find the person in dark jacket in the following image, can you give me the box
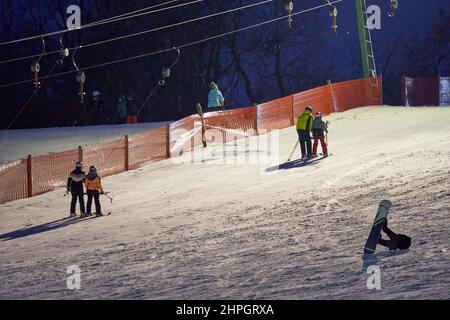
[67,161,86,217]
[296,106,314,159]
[378,219,411,250]
[311,112,328,158]
[84,166,105,217]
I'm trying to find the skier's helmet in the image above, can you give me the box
[305,106,313,111]
[89,166,97,173]
[75,161,83,169]
[316,112,322,117]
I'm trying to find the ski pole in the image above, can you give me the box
[102,192,113,204]
[287,140,299,161]
[64,191,113,204]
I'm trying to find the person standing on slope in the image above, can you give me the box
[296,106,314,160]
[67,161,86,218]
[207,82,225,111]
[84,166,105,217]
[312,112,328,158]
[116,95,128,124]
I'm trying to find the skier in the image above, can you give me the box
[311,112,328,158]
[66,161,86,217]
[378,219,411,250]
[84,166,105,217]
[207,82,225,111]
[296,106,314,159]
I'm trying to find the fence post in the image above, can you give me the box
[26,154,32,197]
[328,80,336,113]
[290,96,294,126]
[166,124,171,159]
[124,135,129,171]
[78,145,83,162]
[196,103,207,148]
[379,76,383,105]
[253,103,258,136]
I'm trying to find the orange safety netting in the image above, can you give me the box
[257,95,293,131]
[331,77,382,112]
[128,126,169,169]
[293,85,334,121]
[203,106,256,144]
[0,77,386,205]
[169,115,203,157]
[32,149,79,196]
[402,77,440,106]
[0,160,28,203]
[83,139,126,177]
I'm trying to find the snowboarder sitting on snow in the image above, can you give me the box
[378,219,411,250]
[296,106,314,159]
[311,112,328,158]
[67,161,86,218]
[84,166,105,217]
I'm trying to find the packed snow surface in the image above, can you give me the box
[0,106,449,299]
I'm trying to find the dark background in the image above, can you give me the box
[0,0,448,129]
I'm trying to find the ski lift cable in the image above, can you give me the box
[0,0,201,47]
[86,0,182,26]
[0,0,345,89]
[0,0,272,65]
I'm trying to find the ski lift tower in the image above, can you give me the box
[355,0,383,104]
[355,0,377,78]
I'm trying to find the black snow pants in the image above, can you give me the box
[86,190,102,214]
[70,192,85,214]
[297,129,312,157]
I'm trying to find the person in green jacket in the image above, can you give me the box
[296,106,314,159]
[116,95,128,124]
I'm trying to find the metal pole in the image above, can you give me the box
[287,141,299,161]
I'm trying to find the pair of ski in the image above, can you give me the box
[64,212,111,220]
[287,143,332,162]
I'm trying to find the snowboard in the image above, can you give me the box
[363,200,392,255]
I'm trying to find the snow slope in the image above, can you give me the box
[0,122,170,163]
[0,106,449,299]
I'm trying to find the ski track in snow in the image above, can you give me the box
[0,106,449,299]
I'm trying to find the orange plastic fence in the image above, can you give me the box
[257,95,293,131]
[203,106,257,144]
[331,76,382,112]
[293,84,334,121]
[83,139,126,177]
[169,115,203,157]
[0,77,384,205]
[32,149,79,196]
[402,77,441,106]
[0,160,28,203]
[129,126,169,170]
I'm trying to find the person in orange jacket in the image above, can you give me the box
[84,166,105,217]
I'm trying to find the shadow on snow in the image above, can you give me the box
[0,217,93,241]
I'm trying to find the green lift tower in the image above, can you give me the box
[355,0,377,78]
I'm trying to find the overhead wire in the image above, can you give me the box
[0,0,272,65]
[0,0,345,90]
